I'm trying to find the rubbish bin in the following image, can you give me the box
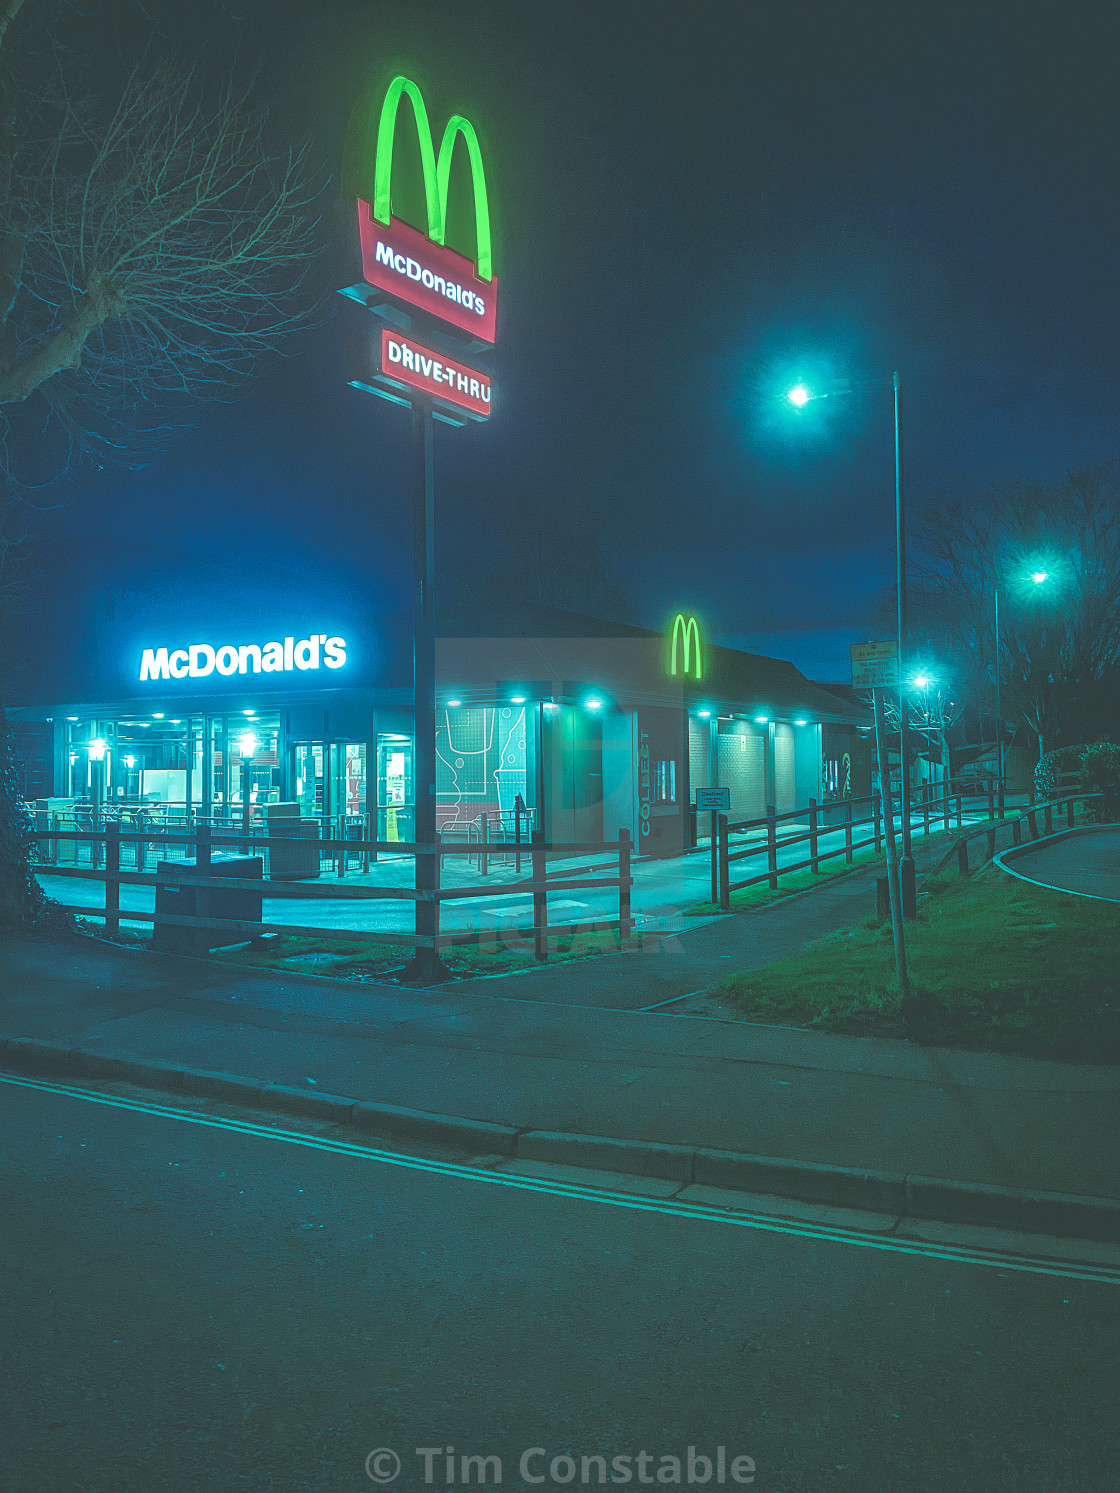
[264,801,321,880]
[153,854,263,956]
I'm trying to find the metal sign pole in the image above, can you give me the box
[402,399,451,983]
[873,686,910,999]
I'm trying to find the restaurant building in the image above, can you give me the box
[11,600,871,859]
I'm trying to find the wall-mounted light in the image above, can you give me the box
[585,698,603,711]
[66,715,79,722]
[795,718,808,726]
[446,699,462,708]
[754,716,769,724]
[152,712,164,719]
[242,708,256,717]
[511,696,527,704]
[697,709,711,718]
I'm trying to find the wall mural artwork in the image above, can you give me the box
[435,706,528,832]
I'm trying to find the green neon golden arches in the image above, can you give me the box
[670,614,702,680]
[371,74,494,282]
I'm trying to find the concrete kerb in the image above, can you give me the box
[2,1034,1118,1244]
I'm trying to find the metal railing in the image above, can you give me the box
[705,779,1008,912]
[30,823,633,963]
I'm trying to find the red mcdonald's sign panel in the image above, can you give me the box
[358,206,498,346]
[377,328,492,420]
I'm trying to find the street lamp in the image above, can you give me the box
[786,369,915,915]
[87,738,107,865]
[992,566,1055,781]
[237,730,260,848]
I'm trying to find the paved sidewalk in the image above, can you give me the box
[3,927,1118,1201]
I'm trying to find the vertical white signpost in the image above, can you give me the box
[852,643,910,998]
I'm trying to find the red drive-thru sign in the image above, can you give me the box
[358,207,498,346]
[377,328,492,421]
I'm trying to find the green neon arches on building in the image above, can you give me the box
[371,74,494,282]
[670,614,703,680]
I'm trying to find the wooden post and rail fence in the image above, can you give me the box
[29,823,634,964]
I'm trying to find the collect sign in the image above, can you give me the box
[356,75,498,344]
[851,641,898,689]
[378,328,491,420]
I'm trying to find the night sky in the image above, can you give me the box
[19,0,1120,693]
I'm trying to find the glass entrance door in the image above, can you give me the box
[377,735,413,843]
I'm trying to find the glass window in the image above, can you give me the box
[654,759,677,804]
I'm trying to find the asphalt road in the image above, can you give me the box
[3,1078,1117,1493]
[1004,826,1120,903]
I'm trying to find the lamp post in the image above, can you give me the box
[236,730,259,853]
[87,737,107,867]
[993,568,1050,781]
[787,369,915,915]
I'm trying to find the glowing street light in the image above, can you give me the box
[1031,571,1049,585]
[237,731,260,848]
[784,366,915,915]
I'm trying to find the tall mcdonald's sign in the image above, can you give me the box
[669,613,703,680]
[353,75,498,346]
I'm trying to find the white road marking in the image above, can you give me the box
[3,1070,1117,1286]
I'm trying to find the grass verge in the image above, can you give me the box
[714,866,1120,1062]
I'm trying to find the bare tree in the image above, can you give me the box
[915,465,1120,761]
[0,20,320,488]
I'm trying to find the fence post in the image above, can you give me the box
[1044,803,1053,835]
[1028,809,1038,840]
[955,792,962,829]
[1013,816,1022,845]
[766,805,778,890]
[618,828,632,944]
[922,792,929,837]
[873,791,882,855]
[998,777,1005,820]
[986,826,996,862]
[844,797,853,864]
[987,780,994,821]
[195,824,211,947]
[515,804,522,875]
[808,797,819,874]
[956,838,969,877]
[480,813,489,878]
[531,829,548,962]
[1067,796,1075,829]
[104,821,120,939]
[718,813,730,912]
[943,780,951,832]
[709,809,718,905]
